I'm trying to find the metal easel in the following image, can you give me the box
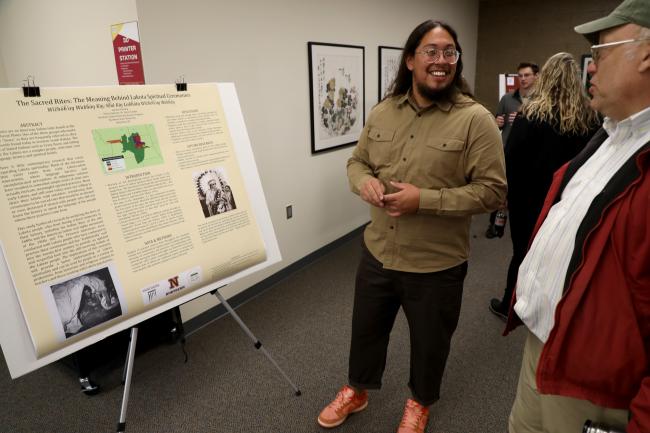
[116,327,138,433]
[113,285,301,432]
[211,286,301,396]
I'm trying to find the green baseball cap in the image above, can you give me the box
[574,0,650,43]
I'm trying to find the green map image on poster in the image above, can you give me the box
[92,124,164,173]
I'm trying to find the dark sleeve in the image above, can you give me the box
[495,95,507,117]
[504,115,534,201]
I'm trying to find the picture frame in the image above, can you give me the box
[378,46,402,101]
[308,42,365,154]
[581,54,593,90]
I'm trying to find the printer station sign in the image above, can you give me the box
[111,21,145,85]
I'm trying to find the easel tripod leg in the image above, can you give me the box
[117,327,139,432]
[212,289,301,396]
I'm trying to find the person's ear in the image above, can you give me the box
[638,43,650,73]
[406,55,415,71]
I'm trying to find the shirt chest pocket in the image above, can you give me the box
[421,138,466,184]
[367,127,396,170]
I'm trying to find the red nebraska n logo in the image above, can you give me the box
[168,276,180,289]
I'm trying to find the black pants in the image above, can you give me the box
[489,210,497,226]
[74,347,94,378]
[499,205,538,309]
[348,245,467,406]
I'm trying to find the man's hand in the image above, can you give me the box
[360,177,386,207]
[495,115,505,128]
[383,181,420,217]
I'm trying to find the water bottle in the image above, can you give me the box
[582,419,625,433]
[493,210,507,238]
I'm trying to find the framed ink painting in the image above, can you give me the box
[378,46,402,101]
[308,42,365,154]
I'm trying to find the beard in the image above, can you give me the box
[415,80,456,104]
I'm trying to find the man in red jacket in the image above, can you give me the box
[504,1,650,432]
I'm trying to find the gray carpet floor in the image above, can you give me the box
[0,213,526,433]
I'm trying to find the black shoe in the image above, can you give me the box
[79,377,100,395]
[485,225,497,239]
[489,298,508,322]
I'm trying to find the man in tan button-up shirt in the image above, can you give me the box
[318,20,506,433]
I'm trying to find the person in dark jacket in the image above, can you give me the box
[488,52,599,320]
[485,62,539,239]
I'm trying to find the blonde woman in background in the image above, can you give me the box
[489,52,600,320]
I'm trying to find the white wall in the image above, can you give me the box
[0,0,138,87]
[137,0,480,320]
[0,0,480,322]
[0,45,7,87]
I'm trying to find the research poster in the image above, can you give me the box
[0,83,267,358]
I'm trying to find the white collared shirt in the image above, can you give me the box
[514,106,650,343]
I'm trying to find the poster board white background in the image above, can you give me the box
[0,83,281,378]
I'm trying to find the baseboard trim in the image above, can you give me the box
[183,224,366,336]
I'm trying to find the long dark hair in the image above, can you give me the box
[386,20,469,99]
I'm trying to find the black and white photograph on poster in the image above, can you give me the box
[42,264,125,340]
[194,168,237,218]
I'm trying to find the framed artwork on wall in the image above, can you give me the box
[378,46,402,101]
[581,54,593,91]
[308,42,365,154]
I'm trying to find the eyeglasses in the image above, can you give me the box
[415,48,460,64]
[590,37,650,63]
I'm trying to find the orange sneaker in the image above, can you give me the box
[317,385,368,428]
[396,398,429,433]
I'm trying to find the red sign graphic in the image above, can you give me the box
[111,22,145,85]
